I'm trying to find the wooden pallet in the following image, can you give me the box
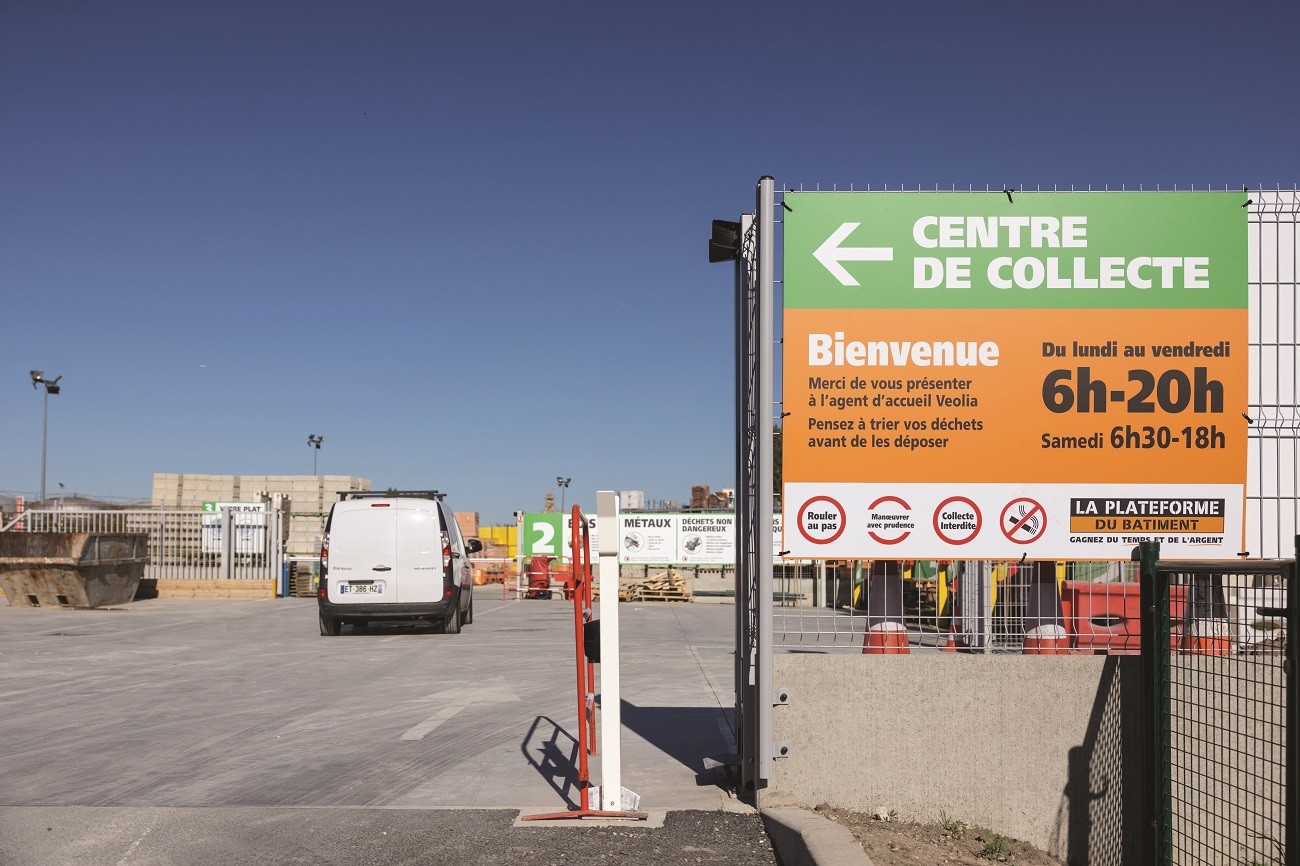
[621,573,692,603]
[291,572,316,597]
[636,588,691,602]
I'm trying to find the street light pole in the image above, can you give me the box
[30,371,61,503]
[308,434,324,475]
[556,476,571,514]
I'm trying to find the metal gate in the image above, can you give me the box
[1140,540,1297,866]
[1,508,286,583]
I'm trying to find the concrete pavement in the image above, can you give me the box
[0,594,783,864]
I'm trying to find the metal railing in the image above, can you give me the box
[1,508,284,583]
[1141,541,1296,866]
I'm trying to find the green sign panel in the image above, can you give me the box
[783,191,1246,310]
[520,512,564,559]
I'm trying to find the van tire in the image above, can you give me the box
[444,597,461,635]
[464,593,474,625]
[319,611,341,636]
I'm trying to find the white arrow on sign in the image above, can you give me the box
[400,676,521,740]
[813,222,894,286]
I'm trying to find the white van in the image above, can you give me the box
[317,490,481,636]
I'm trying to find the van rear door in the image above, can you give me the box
[327,501,397,604]
[395,499,444,604]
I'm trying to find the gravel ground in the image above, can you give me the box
[0,808,779,866]
[505,811,780,866]
[816,807,1066,866]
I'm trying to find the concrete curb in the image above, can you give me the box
[761,807,874,866]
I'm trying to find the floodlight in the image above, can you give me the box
[708,219,741,263]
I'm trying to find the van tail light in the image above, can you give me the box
[318,579,328,601]
[320,536,330,579]
[442,530,454,593]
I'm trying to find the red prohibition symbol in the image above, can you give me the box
[932,496,982,545]
[797,495,847,545]
[1000,497,1047,543]
[867,495,911,545]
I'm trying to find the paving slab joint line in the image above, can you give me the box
[761,807,874,866]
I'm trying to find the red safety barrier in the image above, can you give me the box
[1064,580,1194,654]
[1065,580,1142,652]
[523,506,646,822]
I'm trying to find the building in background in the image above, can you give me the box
[619,490,646,510]
[690,485,732,510]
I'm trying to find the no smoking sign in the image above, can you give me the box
[1001,497,1047,543]
[797,496,846,544]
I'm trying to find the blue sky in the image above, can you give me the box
[3,1,1297,523]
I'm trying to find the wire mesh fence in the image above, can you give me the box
[1143,547,1295,866]
[772,557,1295,657]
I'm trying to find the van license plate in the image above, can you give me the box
[343,583,383,595]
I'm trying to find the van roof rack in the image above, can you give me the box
[338,490,445,501]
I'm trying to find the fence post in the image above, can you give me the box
[1139,540,1168,866]
[220,507,234,581]
[1288,536,1298,866]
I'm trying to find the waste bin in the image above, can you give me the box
[0,533,149,609]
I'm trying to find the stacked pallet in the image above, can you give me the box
[291,570,317,597]
[619,573,692,603]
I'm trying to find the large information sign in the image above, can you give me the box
[782,192,1247,559]
[200,501,268,554]
[518,511,790,564]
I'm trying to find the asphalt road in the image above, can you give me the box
[0,595,772,865]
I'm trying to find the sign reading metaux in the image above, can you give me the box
[781,192,1248,560]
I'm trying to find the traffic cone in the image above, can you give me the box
[864,621,910,653]
[861,561,911,655]
[1178,575,1233,655]
[1023,624,1070,654]
[1022,561,1070,655]
[863,559,915,655]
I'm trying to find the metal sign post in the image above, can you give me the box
[733,179,777,798]
[596,490,632,811]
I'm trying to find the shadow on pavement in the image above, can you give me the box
[521,715,582,808]
[619,699,737,788]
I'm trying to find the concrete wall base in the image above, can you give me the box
[152,579,277,600]
[770,653,1145,866]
